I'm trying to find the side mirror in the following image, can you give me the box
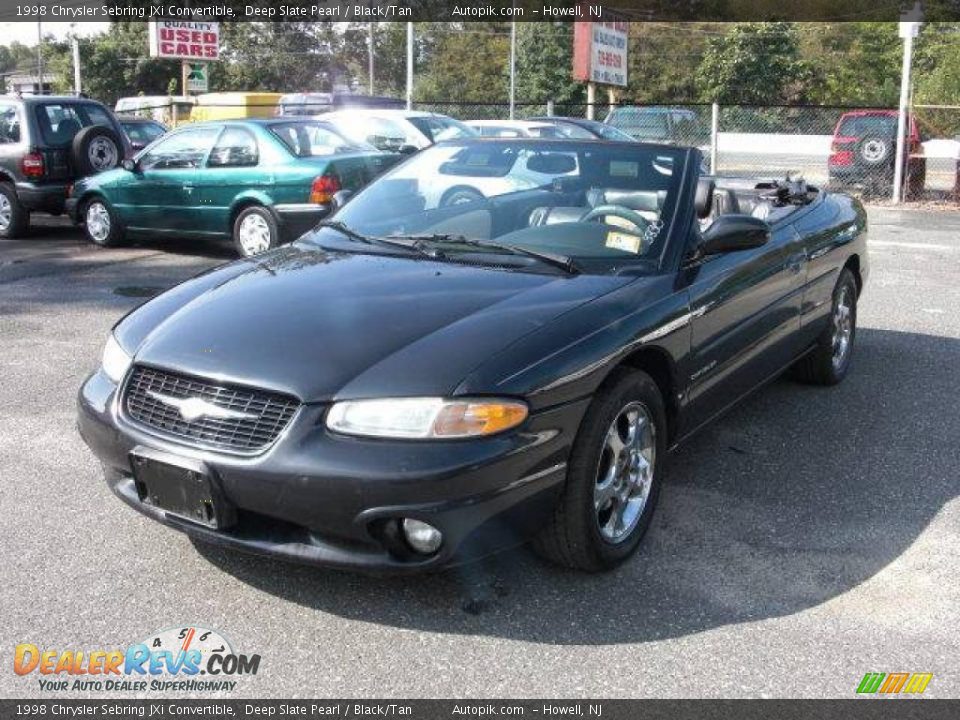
[700,215,770,255]
[331,190,353,210]
[397,144,419,155]
[121,158,138,172]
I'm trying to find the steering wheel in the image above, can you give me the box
[579,205,651,235]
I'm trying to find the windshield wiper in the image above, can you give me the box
[315,222,441,259]
[314,220,375,245]
[391,234,580,275]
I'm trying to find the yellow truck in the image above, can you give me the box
[189,92,282,122]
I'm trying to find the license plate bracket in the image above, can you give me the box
[130,449,233,529]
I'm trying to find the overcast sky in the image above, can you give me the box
[0,22,110,46]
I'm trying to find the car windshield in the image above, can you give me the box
[321,139,686,275]
[607,110,670,140]
[122,121,165,145]
[271,121,376,156]
[407,115,477,143]
[550,120,637,142]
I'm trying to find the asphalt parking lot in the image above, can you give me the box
[1,208,958,699]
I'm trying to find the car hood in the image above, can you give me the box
[121,243,630,403]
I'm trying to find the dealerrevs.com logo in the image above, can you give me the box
[856,672,933,696]
[14,625,260,693]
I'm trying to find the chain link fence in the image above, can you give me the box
[106,93,959,204]
[411,100,960,203]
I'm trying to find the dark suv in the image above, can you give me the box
[0,95,130,238]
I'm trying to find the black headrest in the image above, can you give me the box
[596,189,667,213]
[695,177,715,219]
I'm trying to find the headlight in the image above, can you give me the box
[325,397,528,439]
[101,334,132,383]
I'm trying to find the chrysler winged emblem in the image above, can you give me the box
[146,391,258,422]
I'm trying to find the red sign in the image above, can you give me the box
[149,21,220,61]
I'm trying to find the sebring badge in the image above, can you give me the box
[146,391,257,422]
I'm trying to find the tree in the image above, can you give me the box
[913,23,960,105]
[211,22,340,93]
[797,23,900,106]
[696,22,816,104]
[414,23,510,103]
[627,23,712,103]
[514,22,584,106]
[45,23,179,103]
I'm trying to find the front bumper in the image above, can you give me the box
[77,369,586,574]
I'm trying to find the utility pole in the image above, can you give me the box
[893,6,922,202]
[509,21,516,119]
[36,22,43,94]
[405,22,413,110]
[368,21,375,96]
[71,37,81,96]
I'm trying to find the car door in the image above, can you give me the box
[678,219,807,434]
[195,125,267,235]
[116,126,219,232]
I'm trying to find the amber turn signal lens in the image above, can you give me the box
[432,401,528,438]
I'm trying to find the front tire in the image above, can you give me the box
[793,268,858,385]
[533,368,666,572]
[233,206,280,258]
[83,197,124,247]
[0,182,29,238]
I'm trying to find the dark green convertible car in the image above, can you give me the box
[67,119,400,257]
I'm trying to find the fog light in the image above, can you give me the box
[401,518,442,555]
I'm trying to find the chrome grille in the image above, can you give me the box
[123,366,299,453]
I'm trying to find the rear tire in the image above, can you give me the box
[82,197,124,247]
[0,182,29,238]
[793,268,858,386]
[233,206,280,258]
[533,368,666,572]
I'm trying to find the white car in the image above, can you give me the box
[394,141,580,209]
[320,109,476,153]
[466,119,569,139]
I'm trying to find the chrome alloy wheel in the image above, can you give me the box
[88,136,118,171]
[0,193,10,232]
[238,213,272,256]
[832,284,854,369]
[594,401,656,543]
[85,201,111,243]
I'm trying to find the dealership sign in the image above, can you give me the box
[572,19,628,88]
[148,21,220,61]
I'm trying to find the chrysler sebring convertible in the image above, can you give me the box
[78,138,867,573]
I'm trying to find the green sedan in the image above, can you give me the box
[66,119,401,257]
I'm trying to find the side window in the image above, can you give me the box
[139,128,220,171]
[81,104,113,128]
[208,127,259,168]
[0,105,21,144]
[36,104,84,145]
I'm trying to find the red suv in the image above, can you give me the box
[828,110,925,198]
